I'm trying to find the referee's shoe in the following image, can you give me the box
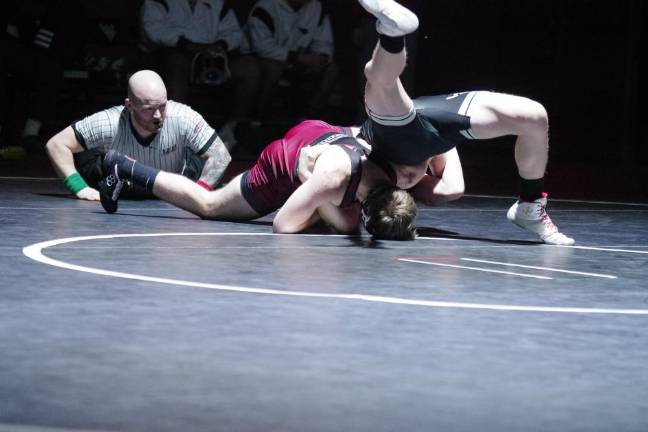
[99,150,127,214]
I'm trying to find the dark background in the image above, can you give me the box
[2,0,646,201]
[415,0,646,164]
[412,0,647,201]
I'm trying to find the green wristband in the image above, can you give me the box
[63,172,88,194]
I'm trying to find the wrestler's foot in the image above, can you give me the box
[357,0,419,36]
[99,150,127,214]
[506,193,575,246]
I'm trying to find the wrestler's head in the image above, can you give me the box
[125,70,168,136]
[391,157,431,190]
[361,184,417,240]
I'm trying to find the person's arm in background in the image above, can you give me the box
[211,1,244,53]
[247,1,289,61]
[409,147,465,205]
[287,1,332,72]
[140,0,186,47]
[45,126,99,201]
[299,8,333,71]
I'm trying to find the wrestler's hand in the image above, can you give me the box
[317,202,360,234]
[76,187,100,201]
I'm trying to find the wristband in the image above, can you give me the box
[63,172,88,194]
[196,179,212,191]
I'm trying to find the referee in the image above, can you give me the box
[45,69,231,200]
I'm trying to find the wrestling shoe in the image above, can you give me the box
[99,150,127,214]
[358,0,419,36]
[506,193,575,246]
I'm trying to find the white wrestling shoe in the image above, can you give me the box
[357,0,419,36]
[506,193,575,246]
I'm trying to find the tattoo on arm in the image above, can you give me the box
[199,137,232,187]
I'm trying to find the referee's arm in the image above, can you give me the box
[196,136,232,190]
[45,126,100,201]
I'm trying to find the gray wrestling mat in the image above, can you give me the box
[1,178,648,432]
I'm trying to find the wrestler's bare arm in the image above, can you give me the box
[295,143,361,232]
[410,147,465,206]
[274,147,351,234]
[317,202,361,234]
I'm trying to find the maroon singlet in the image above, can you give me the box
[240,120,365,215]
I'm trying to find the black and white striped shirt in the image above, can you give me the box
[72,101,217,173]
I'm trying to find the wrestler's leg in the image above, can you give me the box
[99,151,258,220]
[466,91,548,180]
[361,0,418,118]
[466,91,574,245]
[364,43,413,118]
[152,172,259,220]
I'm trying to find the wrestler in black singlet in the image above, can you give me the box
[360,91,479,165]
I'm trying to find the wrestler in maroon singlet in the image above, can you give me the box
[240,120,366,215]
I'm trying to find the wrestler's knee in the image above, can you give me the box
[515,98,549,136]
[194,194,220,219]
[364,60,398,90]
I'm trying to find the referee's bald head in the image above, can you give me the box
[126,70,168,135]
[127,70,167,103]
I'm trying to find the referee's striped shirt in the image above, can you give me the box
[72,101,217,173]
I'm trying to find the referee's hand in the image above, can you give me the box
[76,187,100,201]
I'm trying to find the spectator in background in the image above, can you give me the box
[218,0,338,152]
[140,0,245,103]
[0,0,86,158]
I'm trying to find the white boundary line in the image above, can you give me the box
[0,176,59,181]
[460,258,617,279]
[0,424,112,432]
[417,208,648,212]
[463,194,648,207]
[22,232,648,316]
[555,245,648,255]
[416,236,648,254]
[397,258,552,280]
